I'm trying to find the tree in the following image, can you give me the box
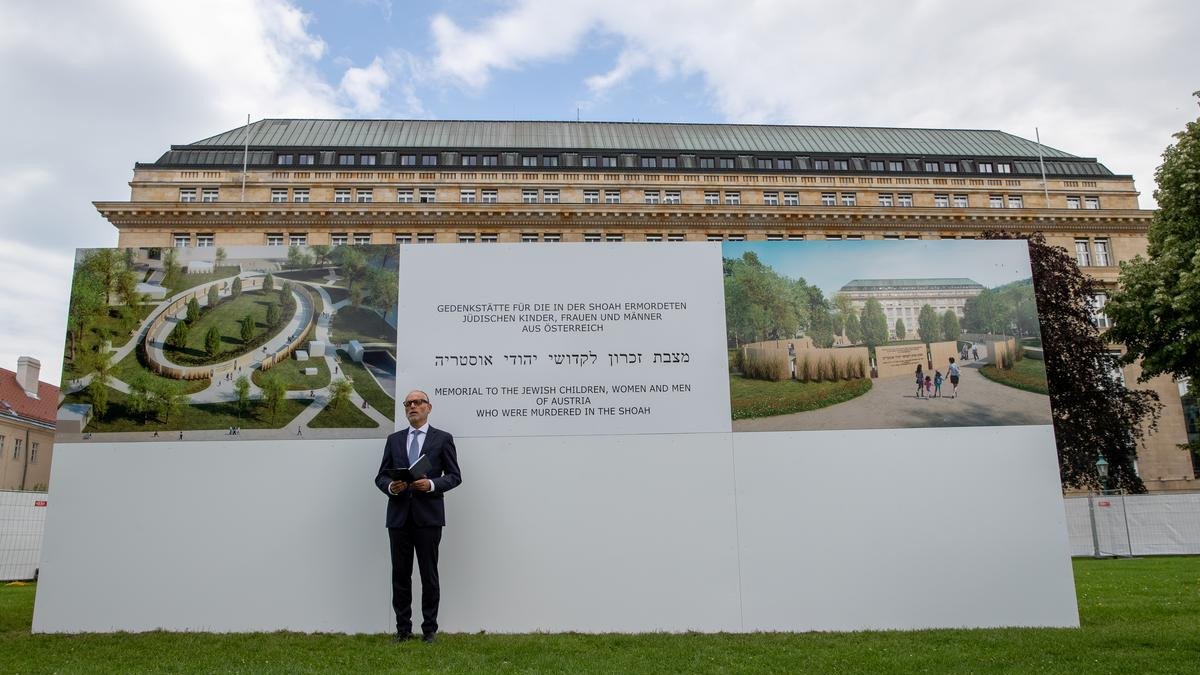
[917,304,939,343]
[166,319,189,349]
[215,247,228,268]
[207,283,220,308]
[311,244,331,267]
[66,270,105,362]
[984,231,1161,492]
[83,248,123,304]
[240,314,255,342]
[844,311,862,344]
[287,244,303,268]
[328,378,354,410]
[1107,92,1200,428]
[367,268,399,318]
[895,318,906,339]
[186,297,200,324]
[234,375,251,417]
[861,298,889,349]
[830,312,845,338]
[259,373,286,421]
[149,381,185,424]
[127,373,152,422]
[263,272,274,292]
[115,267,141,311]
[88,378,110,419]
[231,276,243,298]
[809,307,835,348]
[265,301,281,327]
[204,325,222,356]
[337,246,367,296]
[162,247,182,291]
[941,310,961,342]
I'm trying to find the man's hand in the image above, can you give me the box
[412,478,432,492]
[389,480,408,494]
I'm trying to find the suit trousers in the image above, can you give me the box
[388,522,443,635]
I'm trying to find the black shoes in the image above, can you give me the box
[391,631,413,643]
[422,632,436,643]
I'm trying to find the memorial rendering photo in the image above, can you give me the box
[56,244,400,442]
[724,239,1052,431]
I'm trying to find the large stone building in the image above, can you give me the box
[838,278,985,336]
[0,358,57,491]
[94,119,1197,490]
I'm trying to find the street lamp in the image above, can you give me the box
[1096,454,1109,493]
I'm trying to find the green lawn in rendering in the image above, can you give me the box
[112,349,209,395]
[166,266,241,295]
[2,557,1197,674]
[64,387,312,433]
[275,268,336,283]
[253,355,331,391]
[730,374,872,419]
[979,358,1050,396]
[167,290,296,365]
[336,350,395,421]
[331,306,395,344]
[307,399,379,428]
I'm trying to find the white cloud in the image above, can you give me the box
[0,241,74,386]
[340,56,391,113]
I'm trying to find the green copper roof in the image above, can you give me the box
[841,278,986,290]
[183,119,1081,159]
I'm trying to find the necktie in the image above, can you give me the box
[408,429,421,466]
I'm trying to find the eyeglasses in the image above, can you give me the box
[403,399,429,408]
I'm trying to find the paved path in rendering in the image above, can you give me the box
[733,362,1052,432]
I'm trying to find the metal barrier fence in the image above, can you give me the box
[1065,492,1200,557]
[0,490,48,581]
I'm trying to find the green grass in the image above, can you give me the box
[253,355,331,391]
[166,266,241,295]
[63,387,312,432]
[2,557,1198,673]
[112,348,209,395]
[61,305,157,379]
[331,306,395,344]
[325,286,350,304]
[166,290,296,366]
[979,358,1050,396]
[336,350,395,421]
[308,399,380,428]
[730,374,872,419]
[275,267,335,283]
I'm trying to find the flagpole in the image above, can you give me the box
[241,114,251,202]
[1035,127,1050,207]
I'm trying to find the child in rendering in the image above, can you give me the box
[924,375,933,396]
[934,370,943,398]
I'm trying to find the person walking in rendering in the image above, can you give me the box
[934,370,943,398]
[915,364,925,398]
[947,357,961,398]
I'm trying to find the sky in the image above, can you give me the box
[0,0,1197,385]
[722,240,1034,300]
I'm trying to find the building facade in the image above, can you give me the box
[0,358,57,491]
[95,119,1197,490]
[838,278,985,336]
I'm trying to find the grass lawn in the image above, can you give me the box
[2,557,1198,673]
[308,400,380,428]
[61,305,158,379]
[979,358,1050,396]
[730,374,872,419]
[166,290,296,366]
[324,286,350,304]
[275,267,335,283]
[331,306,395,344]
[337,350,395,421]
[253,355,331,391]
[167,266,240,295]
[112,349,209,395]
[63,388,312,432]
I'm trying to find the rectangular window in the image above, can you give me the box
[290,234,307,246]
[934,194,950,208]
[460,189,476,204]
[584,190,599,204]
[196,234,214,247]
[718,158,735,169]
[878,193,894,207]
[1066,196,1081,209]
[767,234,783,241]
[354,233,371,245]
[179,188,197,203]
[787,233,805,240]
[706,234,724,242]
[942,162,958,172]
[783,192,799,206]
[978,162,993,173]
[13,438,22,460]
[461,155,478,166]
[293,188,309,203]
[299,154,314,165]
[602,156,617,168]
[924,161,939,172]
[522,189,539,204]
[989,195,1004,208]
[481,189,498,204]
[583,233,602,242]
[480,233,499,243]
[833,159,848,171]
[458,233,477,243]
[521,233,539,243]
[201,188,219,202]
[1084,196,1100,210]
[173,233,190,247]
[997,163,1011,174]
[763,191,779,206]
[267,233,284,246]
[1074,239,1092,266]
[1007,195,1023,208]
[522,156,538,167]
[1091,293,1111,329]
[418,189,436,203]
[869,160,885,171]
[821,192,836,206]
[271,188,288,203]
[888,160,904,172]
[360,155,376,166]
[421,155,437,166]
[356,188,373,203]
[641,157,658,168]
[330,233,347,246]
[667,233,685,242]
[30,442,37,464]
[699,157,715,169]
[395,234,412,244]
[482,155,498,166]
[898,193,913,207]
[952,194,968,208]
[704,191,720,205]
[604,190,621,204]
[543,233,561,242]
[757,158,773,169]
[276,154,293,165]
[543,156,559,167]
[813,159,829,171]
[840,192,856,206]
[605,233,624,242]
[662,157,677,168]
[645,233,663,242]
[543,189,560,204]
[1093,238,1111,266]
[416,234,435,244]
[339,154,355,166]
[400,155,417,166]
[777,158,792,170]
[397,189,413,203]
[582,156,597,167]
[727,234,745,241]
[663,190,681,205]
[644,190,661,205]
[334,189,351,203]
[724,191,741,205]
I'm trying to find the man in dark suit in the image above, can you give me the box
[374,389,462,643]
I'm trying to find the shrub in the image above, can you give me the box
[741,348,789,381]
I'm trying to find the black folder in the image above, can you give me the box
[386,454,431,483]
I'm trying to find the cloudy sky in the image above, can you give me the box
[1,0,1197,384]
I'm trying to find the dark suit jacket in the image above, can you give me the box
[374,426,462,528]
